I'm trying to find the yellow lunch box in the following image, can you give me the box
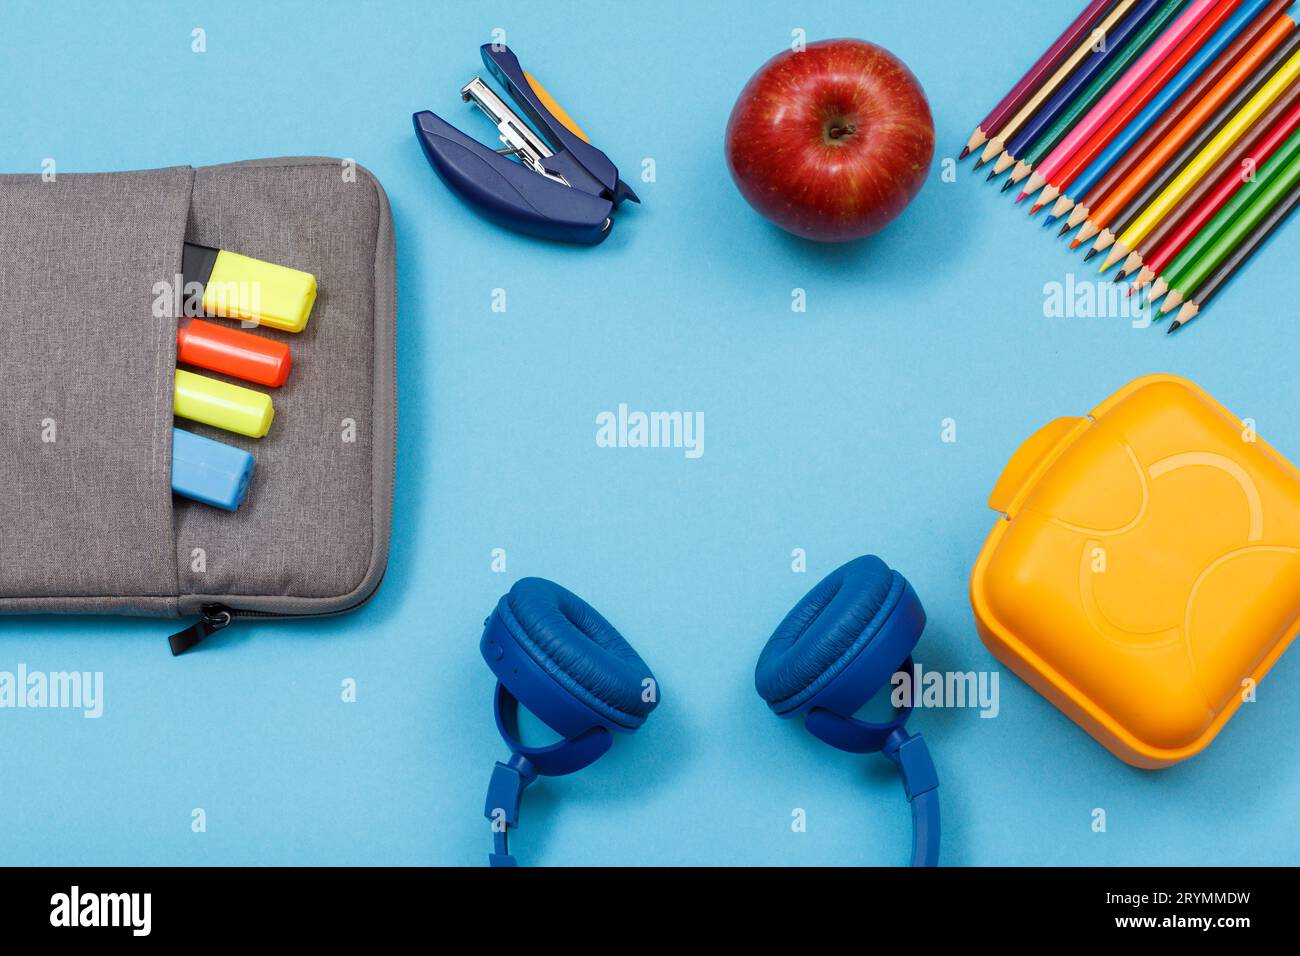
[971,374,1300,768]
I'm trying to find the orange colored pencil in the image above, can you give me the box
[1071,12,1298,247]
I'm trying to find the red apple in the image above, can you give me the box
[725,38,934,242]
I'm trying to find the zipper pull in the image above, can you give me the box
[168,604,234,656]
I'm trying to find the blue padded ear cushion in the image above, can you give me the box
[755,555,906,715]
[500,577,657,729]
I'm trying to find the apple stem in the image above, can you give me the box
[828,123,857,140]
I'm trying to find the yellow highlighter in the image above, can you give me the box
[182,242,317,333]
[174,369,274,439]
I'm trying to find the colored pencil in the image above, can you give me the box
[962,0,1117,159]
[1071,19,1300,246]
[1023,0,1245,203]
[1167,182,1300,329]
[1058,3,1294,231]
[990,0,1179,180]
[1003,0,1193,187]
[1149,127,1300,300]
[978,0,1143,167]
[1097,43,1300,266]
[1124,87,1300,284]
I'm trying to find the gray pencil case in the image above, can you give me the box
[0,157,396,653]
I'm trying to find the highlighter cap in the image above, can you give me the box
[199,248,317,333]
[174,369,274,439]
[178,319,292,387]
[172,427,254,511]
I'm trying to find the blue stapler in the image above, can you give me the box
[413,44,639,245]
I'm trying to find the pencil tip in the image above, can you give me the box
[1001,177,1015,192]
[1167,321,1180,335]
[1083,249,1098,263]
[959,146,970,159]
[986,169,999,182]
[1058,223,1070,238]
[1013,189,1027,202]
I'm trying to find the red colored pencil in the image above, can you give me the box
[962,0,1117,159]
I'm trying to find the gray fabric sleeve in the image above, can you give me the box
[0,167,193,611]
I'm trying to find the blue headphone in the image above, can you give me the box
[754,555,940,866]
[479,577,659,867]
[479,556,938,866]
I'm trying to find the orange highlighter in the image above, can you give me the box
[177,318,291,388]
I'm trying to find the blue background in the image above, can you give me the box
[1,0,1296,866]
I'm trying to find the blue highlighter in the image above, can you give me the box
[172,427,254,511]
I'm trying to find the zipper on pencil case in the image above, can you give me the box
[165,572,389,656]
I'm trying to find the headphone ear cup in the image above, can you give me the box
[754,555,921,716]
[489,577,658,732]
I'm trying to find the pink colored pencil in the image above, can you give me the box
[1023,0,1225,194]
[962,0,1117,158]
